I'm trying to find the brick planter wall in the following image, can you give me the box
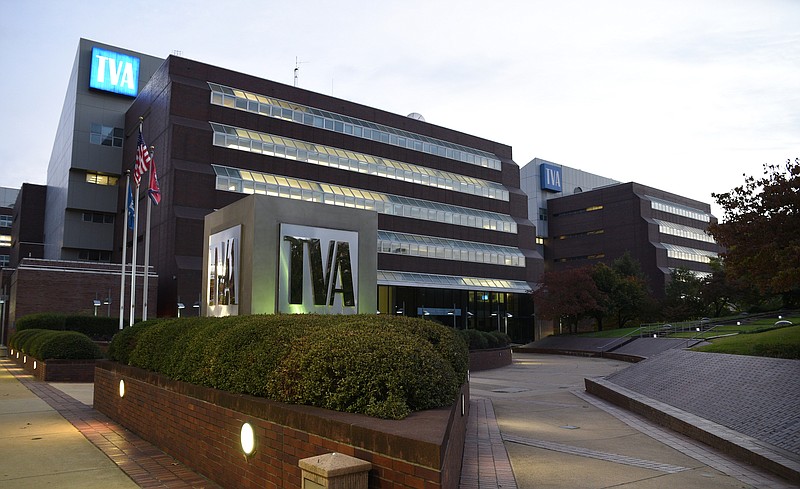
[469,346,512,371]
[9,351,96,382]
[94,361,469,489]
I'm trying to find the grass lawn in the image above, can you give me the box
[693,325,800,359]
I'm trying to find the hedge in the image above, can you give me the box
[8,329,104,360]
[458,328,511,350]
[16,313,121,340]
[109,314,468,419]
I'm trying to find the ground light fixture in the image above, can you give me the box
[119,379,125,398]
[177,302,186,317]
[240,422,256,456]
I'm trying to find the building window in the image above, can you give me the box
[86,172,119,186]
[535,236,544,245]
[0,254,9,267]
[209,122,509,201]
[78,249,111,262]
[0,215,11,228]
[90,124,123,147]
[82,212,115,224]
[655,219,715,243]
[377,230,525,267]
[208,82,502,171]
[648,196,710,222]
[0,235,11,247]
[663,243,717,264]
[213,164,517,234]
[538,208,547,221]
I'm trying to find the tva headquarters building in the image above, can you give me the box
[519,158,721,296]
[18,39,543,339]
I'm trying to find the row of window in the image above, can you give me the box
[555,229,604,240]
[654,219,715,244]
[648,196,711,222]
[0,215,11,228]
[78,249,112,262]
[663,243,717,264]
[82,212,115,224]
[211,123,509,201]
[0,235,10,247]
[377,270,531,294]
[90,124,123,147]
[552,205,603,218]
[0,254,8,267]
[213,165,518,234]
[208,82,502,170]
[554,253,606,262]
[377,230,525,267]
[86,172,118,186]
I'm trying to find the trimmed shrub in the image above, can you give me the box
[488,330,512,348]
[111,314,469,419]
[16,313,120,340]
[9,328,103,360]
[107,320,159,364]
[457,328,511,350]
[268,322,459,419]
[37,331,104,360]
[16,313,66,331]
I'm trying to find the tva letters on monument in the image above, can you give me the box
[283,237,355,307]
[279,224,359,314]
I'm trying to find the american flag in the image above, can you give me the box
[133,129,151,186]
[148,158,161,205]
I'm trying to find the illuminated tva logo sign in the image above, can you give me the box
[279,224,358,314]
[89,47,140,97]
[540,162,563,192]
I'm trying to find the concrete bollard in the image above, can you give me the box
[298,452,371,489]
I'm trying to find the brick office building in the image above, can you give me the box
[123,55,543,338]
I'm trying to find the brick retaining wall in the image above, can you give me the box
[94,361,469,488]
[8,350,96,382]
[469,347,512,371]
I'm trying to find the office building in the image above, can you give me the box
[520,160,720,296]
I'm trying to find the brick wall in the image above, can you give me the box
[8,352,95,382]
[95,361,469,488]
[469,347,513,371]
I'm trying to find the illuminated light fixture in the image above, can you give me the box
[653,334,657,338]
[241,422,256,456]
[23,355,26,363]
[119,379,126,398]
[33,361,37,370]
[461,394,466,416]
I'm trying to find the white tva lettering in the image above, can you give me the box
[95,55,135,89]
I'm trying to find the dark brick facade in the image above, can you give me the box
[546,182,720,296]
[7,259,157,334]
[94,361,469,489]
[119,56,542,317]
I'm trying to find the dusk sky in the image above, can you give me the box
[1,0,798,220]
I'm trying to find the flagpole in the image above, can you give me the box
[130,183,140,326]
[142,147,154,321]
[119,171,131,330]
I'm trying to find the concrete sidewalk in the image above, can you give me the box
[467,352,796,489]
[0,359,218,488]
[0,360,138,488]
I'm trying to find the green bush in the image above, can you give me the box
[110,314,469,419]
[9,328,103,360]
[16,313,67,331]
[106,320,158,364]
[457,328,511,350]
[16,313,120,340]
[37,331,104,360]
[268,322,459,419]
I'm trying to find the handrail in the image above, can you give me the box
[597,327,646,350]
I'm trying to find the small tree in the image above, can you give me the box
[532,267,606,333]
[663,268,705,320]
[709,158,800,305]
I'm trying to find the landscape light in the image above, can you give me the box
[241,422,256,456]
[119,379,126,398]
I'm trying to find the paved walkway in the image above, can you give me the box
[0,359,218,488]
[3,352,798,488]
[463,352,797,489]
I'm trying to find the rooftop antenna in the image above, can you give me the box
[294,57,309,87]
[172,50,183,57]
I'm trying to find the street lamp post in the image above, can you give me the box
[0,294,7,350]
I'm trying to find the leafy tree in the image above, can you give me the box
[609,253,651,327]
[663,268,705,320]
[709,158,800,304]
[532,267,606,333]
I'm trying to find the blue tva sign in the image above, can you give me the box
[89,47,140,97]
[540,162,563,192]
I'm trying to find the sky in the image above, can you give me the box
[1,0,798,221]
